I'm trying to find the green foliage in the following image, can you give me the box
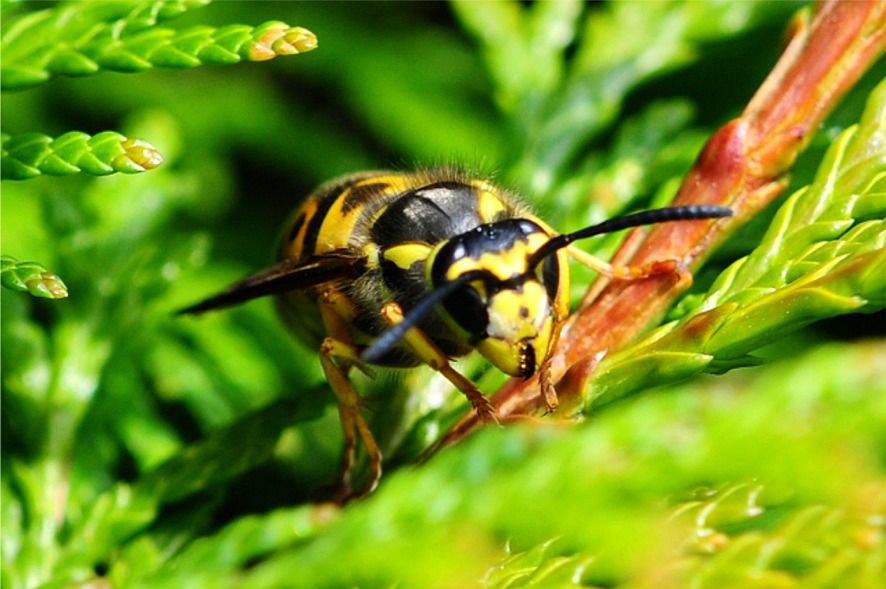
[588,79,886,409]
[2,1,883,588]
[1,131,163,179]
[0,0,317,285]
[124,339,886,588]
[0,0,316,90]
[1,255,67,298]
[454,0,788,202]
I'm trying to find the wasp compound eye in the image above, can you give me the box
[437,276,489,340]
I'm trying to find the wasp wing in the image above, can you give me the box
[178,252,361,315]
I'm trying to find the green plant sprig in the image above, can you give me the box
[139,339,882,589]
[0,1,317,91]
[1,255,68,298]
[1,131,163,179]
[585,78,886,409]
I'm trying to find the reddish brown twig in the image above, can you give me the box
[433,0,886,452]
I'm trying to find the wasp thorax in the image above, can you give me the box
[428,219,560,378]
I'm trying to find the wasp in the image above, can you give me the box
[181,169,731,499]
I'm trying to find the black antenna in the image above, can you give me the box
[528,205,732,269]
[360,270,492,364]
[360,205,731,365]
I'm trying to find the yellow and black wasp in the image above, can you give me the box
[181,169,731,498]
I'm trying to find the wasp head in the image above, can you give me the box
[428,219,561,378]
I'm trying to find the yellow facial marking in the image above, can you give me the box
[444,232,550,282]
[485,283,549,340]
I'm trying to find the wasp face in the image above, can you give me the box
[429,219,560,378]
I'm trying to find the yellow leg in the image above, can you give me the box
[380,302,498,423]
[319,337,383,502]
[318,291,382,502]
[567,246,687,281]
[538,315,563,413]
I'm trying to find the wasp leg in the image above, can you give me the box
[320,288,375,377]
[319,290,382,502]
[567,246,689,283]
[380,302,498,424]
[319,339,383,501]
[538,313,563,413]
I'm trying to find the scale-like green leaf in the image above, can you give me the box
[1,131,163,179]
[0,1,316,90]
[137,395,326,505]
[126,504,335,588]
[0,255,67,298]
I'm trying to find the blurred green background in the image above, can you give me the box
[2,1,884,587]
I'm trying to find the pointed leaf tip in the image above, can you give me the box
[248,24,317,61]
[26,272,69,299]
[117,138,164,171]
[1,256,68,299]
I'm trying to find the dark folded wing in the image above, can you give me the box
[178,252,361,315]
